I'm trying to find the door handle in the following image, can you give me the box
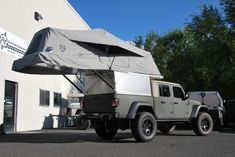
[174,102,178,104]
[161,101,166,104]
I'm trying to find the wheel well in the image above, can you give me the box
[191,105,209,119]
[136,106,155,117]
[198,107,208,113]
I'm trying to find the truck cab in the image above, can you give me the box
[151,81,193,121]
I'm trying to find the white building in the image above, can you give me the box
[0,0,90,132]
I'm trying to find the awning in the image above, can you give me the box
[12,27,163,78]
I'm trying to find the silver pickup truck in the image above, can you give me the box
[82,71,213,142]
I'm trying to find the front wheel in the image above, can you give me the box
[193,112,213,136]
[94,121,118,140]
[131,112,157,142]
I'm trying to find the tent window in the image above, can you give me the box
[73,41,135,56]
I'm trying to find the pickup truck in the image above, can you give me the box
[82,71,213,142]
[189,91,225,130]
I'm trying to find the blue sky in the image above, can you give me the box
[68,0,221,41]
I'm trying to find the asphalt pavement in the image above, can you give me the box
[0,128,235,157]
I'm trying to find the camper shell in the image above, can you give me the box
[83,71,153,117]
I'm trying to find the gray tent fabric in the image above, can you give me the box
[12,27,163,78]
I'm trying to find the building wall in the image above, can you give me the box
[0,0,90,42]
[0,0,89,132]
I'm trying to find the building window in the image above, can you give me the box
[40,89,50,106]
[54,92,62,107]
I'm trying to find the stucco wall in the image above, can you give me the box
[0,0,89,132]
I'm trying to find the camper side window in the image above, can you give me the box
[159,84,170,97]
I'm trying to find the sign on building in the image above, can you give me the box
[0,27,28,58]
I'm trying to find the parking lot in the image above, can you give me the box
[0,128,235,157]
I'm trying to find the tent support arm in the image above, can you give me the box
[75,74,85,87]
[62,74,83,93]
[92,70,115,90]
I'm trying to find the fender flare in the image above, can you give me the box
[126,102,156,119]
[191,105,208,118]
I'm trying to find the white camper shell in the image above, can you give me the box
[84,71,153,96]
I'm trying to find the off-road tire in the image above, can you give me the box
[159,125,176,134]
[94,121,118,140]
[131,112,157,142]
[193,112,213,136]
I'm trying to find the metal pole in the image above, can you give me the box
[62,74,83,93]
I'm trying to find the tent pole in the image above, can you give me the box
[62,74,83,93]
[75,74,85,87]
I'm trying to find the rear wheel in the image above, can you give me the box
[193,112,213,136]
[131,112,157,142]
[77,118,90,130]
[94,121,118,140]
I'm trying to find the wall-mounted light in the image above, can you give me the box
[34,12,43,21]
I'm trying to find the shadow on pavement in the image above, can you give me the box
[157,131,197,137]
[0,130,136,144]
[219,128,235,134]
[3,128,231,144]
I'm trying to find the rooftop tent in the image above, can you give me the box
[12,27,163,78]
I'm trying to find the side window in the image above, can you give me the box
[54,92,62,107]
[173,87,184,99]
[40,89,50,106]
[159,84,170,97]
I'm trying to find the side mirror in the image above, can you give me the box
[182,94,189,100]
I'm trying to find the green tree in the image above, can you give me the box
[133,35,144,48]
[134,29,195,91]
[220,0,235,99]
[186,5,235,98]
[133,4,235,99]
[144,31,158,52]
[220,0,235,31]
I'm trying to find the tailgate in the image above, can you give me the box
[83,93,114,113]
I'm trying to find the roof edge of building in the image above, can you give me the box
[64,0,91,30]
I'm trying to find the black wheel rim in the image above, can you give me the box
[80,120,88,127]
[201,118,210,132]
[142,119,153,136]
[105,127,112,134]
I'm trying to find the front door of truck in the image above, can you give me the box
[171,86,190,119]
